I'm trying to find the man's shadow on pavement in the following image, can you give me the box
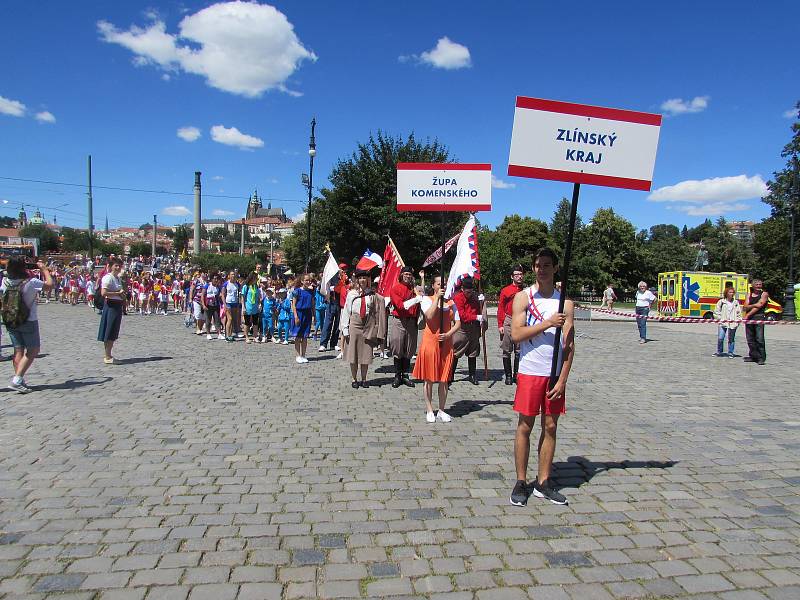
[115,356,172,365]
[550,456,677,490]
[28,376,113,392]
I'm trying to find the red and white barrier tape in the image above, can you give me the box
[578,305,798,325]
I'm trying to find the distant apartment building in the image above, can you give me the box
[728,220,754,244]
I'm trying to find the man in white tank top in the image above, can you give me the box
[509,248,575,507]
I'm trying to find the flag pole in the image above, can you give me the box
[549,182,580,388]
[439,211,446,342]
[474,216,489,380]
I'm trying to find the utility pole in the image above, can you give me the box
[87,155,94,260]
[240,218,245,256]
[193,171,202,255]
[269,223,275,267]
[152,214,157,258]
[784,155,798,321]
[305,117,317,273]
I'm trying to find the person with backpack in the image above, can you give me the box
[0,257,54,393]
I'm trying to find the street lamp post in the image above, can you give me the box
[305,117,316,274]
[784,154,798,321]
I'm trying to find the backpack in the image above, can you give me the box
[1,280,30,329]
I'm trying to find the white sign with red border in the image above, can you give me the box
[396,163,492,211]
[508,97,662,191]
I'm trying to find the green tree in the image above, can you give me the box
[686,218,715,243]
[173,225,190,254]
[753,216,799,301]
[284,132,464,273]
[762,101,799,217]
[19,223,60,252]
[701,218,754,274]
[549,197,584,251]
[128,241,151,257]
[494,215,549,265]
[61,227,90,252]
[477,228,512,296]
[582,208,640,291]
[649,224,680,241]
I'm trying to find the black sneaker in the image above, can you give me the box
[743,357,755,362]
[531,479,568,505]
[509,480,530,506]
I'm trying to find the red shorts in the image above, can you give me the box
[513,373,566,417]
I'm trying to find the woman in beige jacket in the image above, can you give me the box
[713,286,742,357]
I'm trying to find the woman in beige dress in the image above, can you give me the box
[342,270,385,388]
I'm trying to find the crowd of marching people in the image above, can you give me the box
[3,240,781,508]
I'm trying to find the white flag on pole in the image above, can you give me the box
[444,214,480,299]
[320,250,339,296]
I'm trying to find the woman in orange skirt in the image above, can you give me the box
[412,275,461,423]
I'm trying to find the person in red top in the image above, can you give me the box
[389,266,422,388]
[498,265,525,385]
[451,275,486,385]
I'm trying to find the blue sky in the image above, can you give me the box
[1,0,798,234]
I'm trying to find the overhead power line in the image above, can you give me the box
[0,175,305,203]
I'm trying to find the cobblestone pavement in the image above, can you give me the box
[1,303,798,600]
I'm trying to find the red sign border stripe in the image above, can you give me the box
[507,164,652,191]
[397,163,491,171]
[397,203,491,212]
[515,96,662,127]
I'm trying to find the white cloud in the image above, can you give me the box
[212,209,234,216]
[660,96,709,116]
[97,2,316,98]
[212,175,224,181]
[491,175,515,190]
[291,211,305,222]
[672,202,750,217]
[0,95,26,117]
[210,124,264,150]
[418,37,471,70]
[162,205,191,216]
[648,174,767,203]
[34,111,56,123]
[177,126,201,142]
[783,107,798,119]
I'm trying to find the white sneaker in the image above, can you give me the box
[206,334,213,340]
[301,357,309,363]
[237,333,244,338]
[437,410,452,423]
[336,352,343,359]
[295,356,303,363]
[281,340,289,345]
[211,326,217,333]
[218,334,225,340]
[335,345,341,351]
[319,345,327,352]
[8,378,31,394]
[426,411,435,423]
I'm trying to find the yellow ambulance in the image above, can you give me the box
[657,271,749,319]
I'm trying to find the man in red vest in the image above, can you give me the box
[451,276,485,385]
[498,265,525,385]
[389,266,422,388]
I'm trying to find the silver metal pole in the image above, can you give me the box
[193,172,202,255]
[152,214,157,257]
[87,155,94,259]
